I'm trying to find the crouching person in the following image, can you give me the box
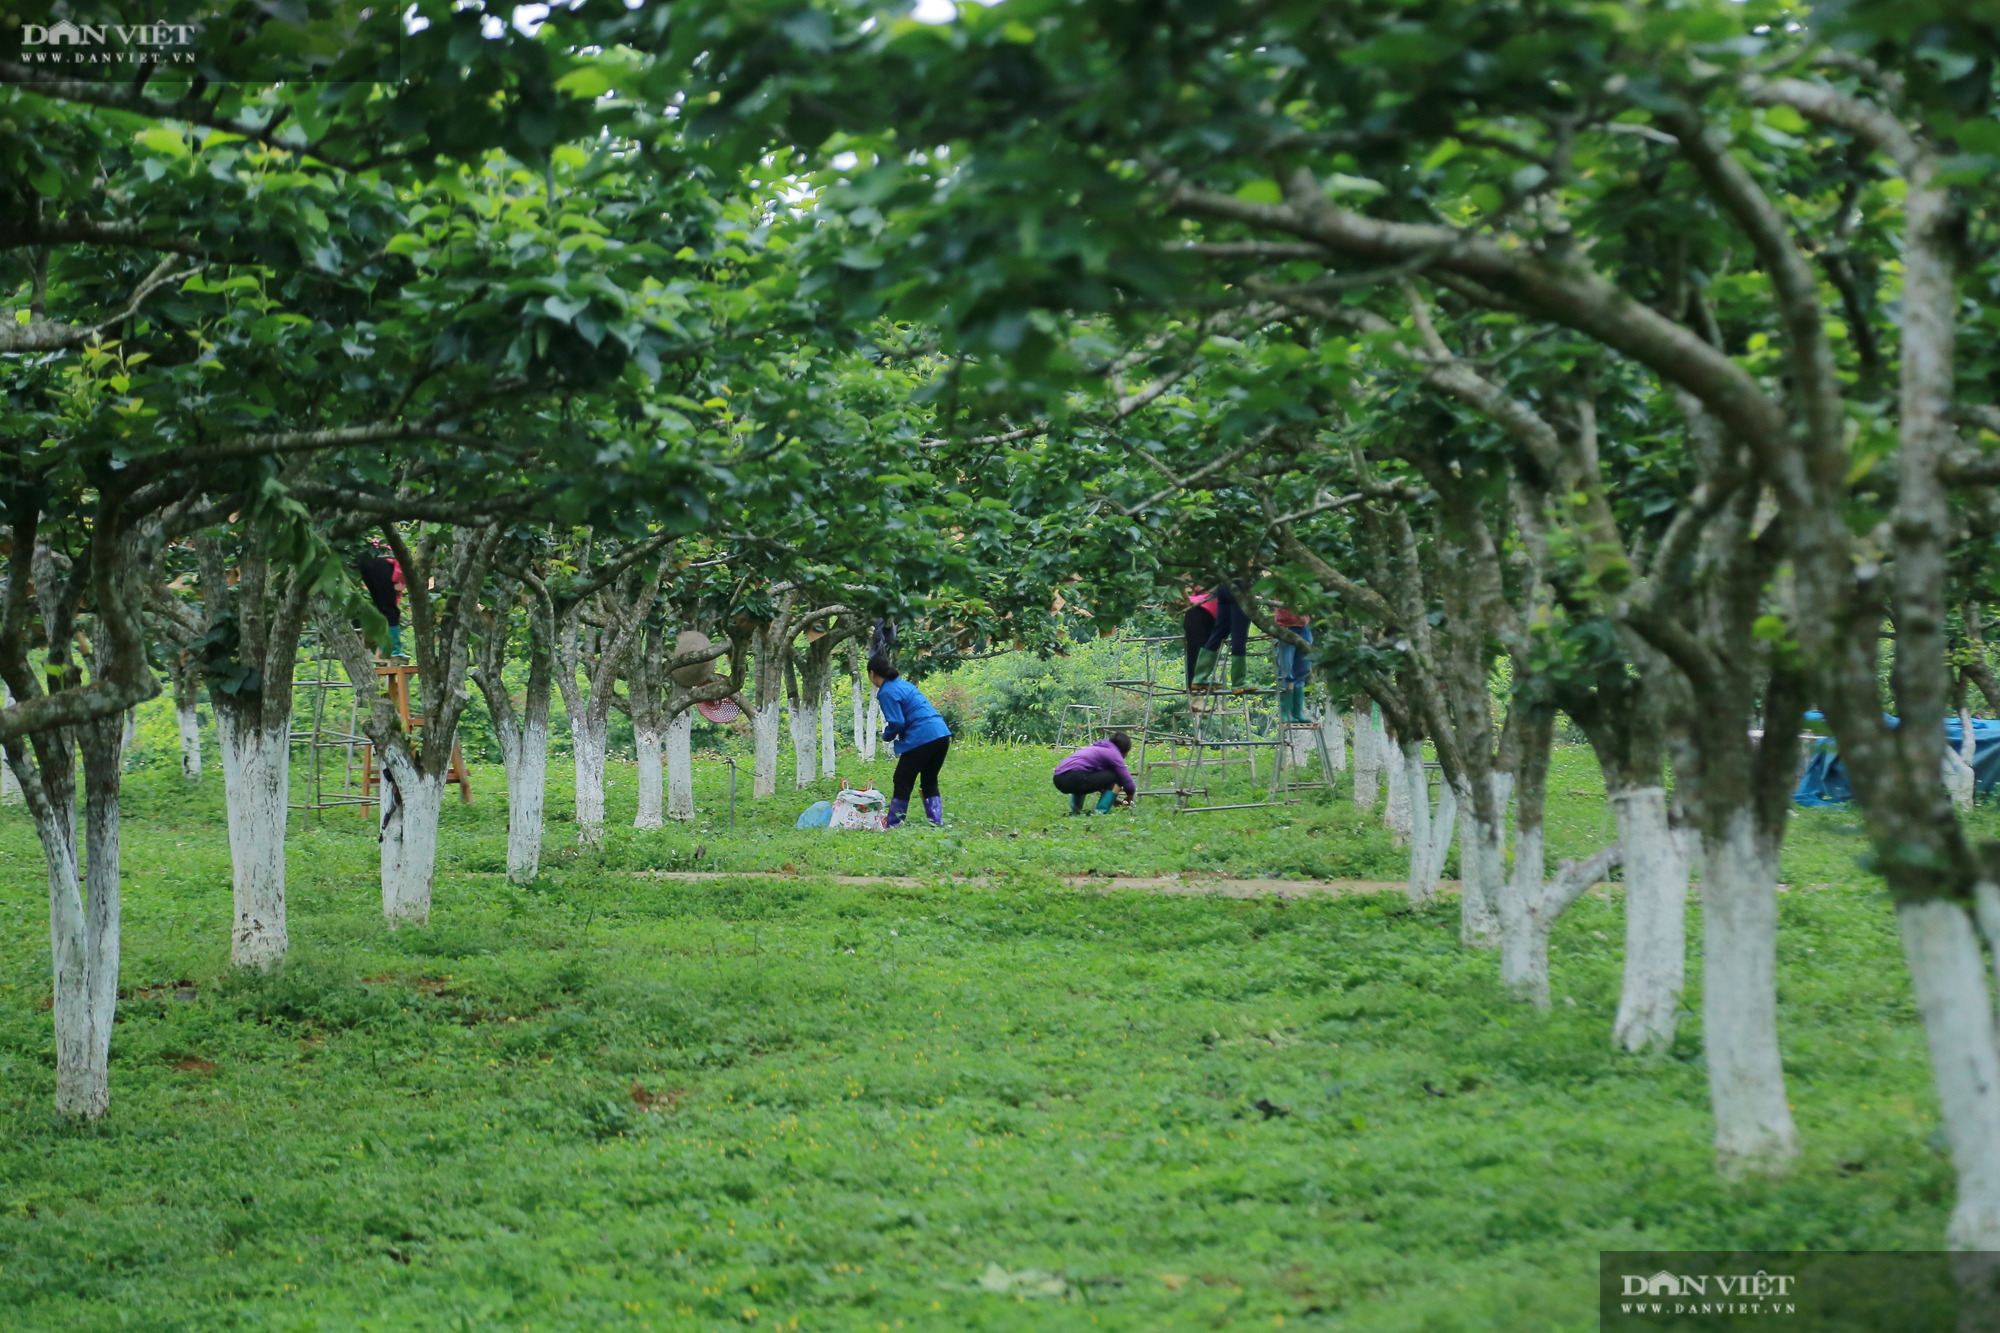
[1053,732,1137,816]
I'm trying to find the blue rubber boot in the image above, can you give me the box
[1094,788,1118,815]
[924,796,944,827]
[886,797,908,828]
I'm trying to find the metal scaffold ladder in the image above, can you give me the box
[1082,633,1337,814]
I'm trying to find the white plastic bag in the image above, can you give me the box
[829,785,889,831]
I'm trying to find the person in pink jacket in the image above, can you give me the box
[1053,733,1137,816]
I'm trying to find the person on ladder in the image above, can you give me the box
[356,541,406,659]
[1272,603,1314,723]
[1053,732,1136,816]
[1183,585,1217,691]
[868,653,951,827]
[1190,582,1252,697]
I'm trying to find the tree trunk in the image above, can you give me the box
[667,708,695,821]
[1899,893,2000,1249]
[175,666,202,781]
[787,659,817,789]
[1701,807,1799,1174]
[36,715,122,1120]
[820,683,837,778]
[852,671,870,757]
[500,712,549,882]
[1351,699,1381,810]
[473,579,553,885]
[1459,770,1511,952]
[214,704,290,969]
[789,705,817,788]
[1403,741,1456,904]
[1,748,17,804]
[572,709,608,841]
[753,699,782,797]
[634,721,664,828]
[1500,816,1549,1002]
[1384,726,1412,843]
[378,743,443,926]
[1611,786,1690,1052]
[1320,700,1345,775]
[1946,705,1976,810]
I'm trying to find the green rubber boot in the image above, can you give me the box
[1069,792,1086,816]
[1190,647,1218,688]
[1291,686,1308,722]
[1095,787,1119,815]
[1276,686,1295,722]
[1230,653,1248,691]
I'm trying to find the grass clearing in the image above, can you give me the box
[0,732,1967,1331]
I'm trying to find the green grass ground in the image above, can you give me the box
[0,722,1968,1332]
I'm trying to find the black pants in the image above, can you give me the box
[891,735,950,801]
[1201,583,1250,655]
[1184,606,1215,686]
[1053,769,1119,796]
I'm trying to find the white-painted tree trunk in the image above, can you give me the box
[215,712,291,969]
[1404,744,1456,905]
[867,696,883,760]
[820,686,837,778]
[1352,705,1383,810]
[121,708,136,755]
[1384,732,1412,844]
[1321,704,1345,775]
[753,699,781,797]
[36,786,114,1119]
[1899,893,2000,1249]
[177,702,202,781]
[633,722,664,829]
[1701,808,1799,1174]
[502,715,549,883]
[666,709,695,821]
[1286,708,1315,769]
[1,753,18,805]
[1499,832,1621,1009]
[1947,707,1977,810]
[571,713,607,842]
[789,701,817,788]
[1500,821,1547,1001]
[378,747,444,926]
[852,675,869,756]
[1611,787,1689,1052]
[41,721,123,1120]
[1458,772,1510,951]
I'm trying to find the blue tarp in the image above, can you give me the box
[1793,714,2000,806]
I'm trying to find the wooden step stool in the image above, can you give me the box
[360,662,472,804]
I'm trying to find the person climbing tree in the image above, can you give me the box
[1052,731,1136,816]
[1273,603,1313,723]
[1191,583,1251,696]
[356,543,406,659]
[868,653,950,827]
[1184,586,1217,691]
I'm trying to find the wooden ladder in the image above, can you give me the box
[360,662,472,804]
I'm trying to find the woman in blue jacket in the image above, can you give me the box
[869,654,951,827]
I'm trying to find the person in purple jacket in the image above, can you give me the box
[1053,732,1137,816]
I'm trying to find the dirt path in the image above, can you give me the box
[643,870,1455,900]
